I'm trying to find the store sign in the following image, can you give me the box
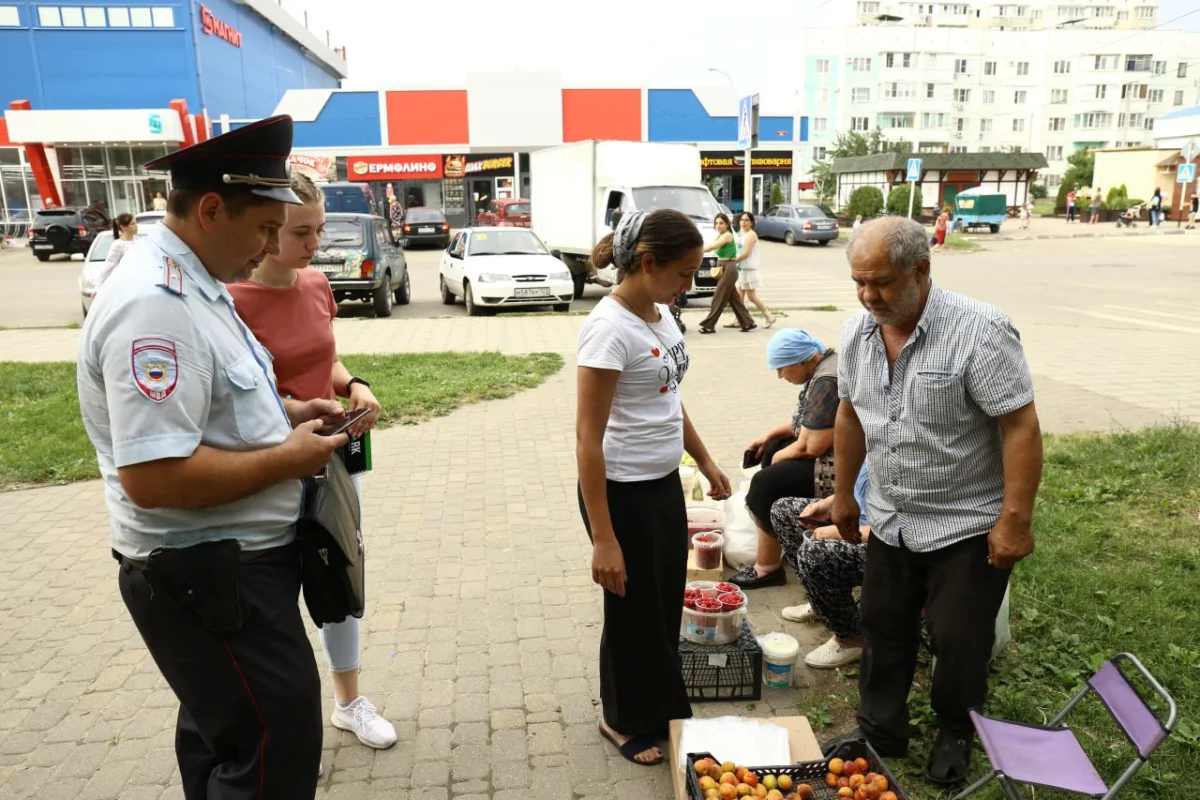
[200,5,242,47]
[444,154,515,179]
[348,155,443,181]
[288,153,333,180]
[700,152,793,171]
[148,114,163,135]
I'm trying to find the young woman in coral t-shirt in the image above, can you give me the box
[229,174,396,753]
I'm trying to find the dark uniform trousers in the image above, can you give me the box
[118,542,322,799]
[857,532,1010,753]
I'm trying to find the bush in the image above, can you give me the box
[847,186,885,218]
[1030,183,1049,200]
[1055,178,1078,210]
[886,183,923,216]
[770,182,785,207]
[1105,185,1131,211]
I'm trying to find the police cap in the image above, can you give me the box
[144,115,301,205]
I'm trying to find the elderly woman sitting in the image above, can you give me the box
[730,329,838,591]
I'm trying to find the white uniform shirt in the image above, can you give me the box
[77,224,302,558]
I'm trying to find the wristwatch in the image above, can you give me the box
[346,376,371,393]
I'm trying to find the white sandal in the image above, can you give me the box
[804,635,863,669]
[781,603,814,623]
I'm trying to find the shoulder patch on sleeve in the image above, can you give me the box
[157,257,186,296]
[131,337,179,402]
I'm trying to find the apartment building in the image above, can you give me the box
[789,0,1200,189]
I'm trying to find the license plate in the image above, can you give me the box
[697,269,711,278]
[316,265,341,275]
[33,244,52,250]
[419,227,435,234]
[514,287,552,298]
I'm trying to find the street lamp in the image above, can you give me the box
[708,67,734,87]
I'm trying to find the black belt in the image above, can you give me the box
[113,544,282,569]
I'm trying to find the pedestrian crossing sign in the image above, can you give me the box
[907,158,922,182]
[738,94,759,149]
[1178,163,1196,184]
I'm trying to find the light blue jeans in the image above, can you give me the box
[319,474,361,674]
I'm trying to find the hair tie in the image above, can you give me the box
[611,210,648,270]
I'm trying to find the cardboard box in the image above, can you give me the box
[669,716,822,800]
[686,549,723,582]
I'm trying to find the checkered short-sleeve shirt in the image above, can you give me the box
[838,284,1035,553]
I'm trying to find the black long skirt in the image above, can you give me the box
[578,472,693,736]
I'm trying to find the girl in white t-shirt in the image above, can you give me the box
[576,209,732,767]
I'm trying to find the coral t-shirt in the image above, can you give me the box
[229,269,339,402]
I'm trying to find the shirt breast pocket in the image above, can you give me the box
[912,371,966,428]
[224,357,282,444]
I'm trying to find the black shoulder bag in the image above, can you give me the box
[297,454,365,627]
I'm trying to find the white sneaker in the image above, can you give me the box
[331,696,398,749]
[804,635,863,669]
[781,604,814,623]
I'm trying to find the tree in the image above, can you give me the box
[848,186,885,218]
[1055,147,1096,210]
[886,182,923,216]
[770,182,785,207]
[1030,183,1048,200]
[811,128,913,205]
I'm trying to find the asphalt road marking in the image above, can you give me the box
[1054,306,1200,334]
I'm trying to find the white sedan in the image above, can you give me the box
[439,227,574,316]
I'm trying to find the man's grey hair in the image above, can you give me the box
[845,216,931,275]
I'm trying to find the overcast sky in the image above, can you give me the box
[282,0,1199,93]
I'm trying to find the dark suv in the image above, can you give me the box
[29,207,111,261]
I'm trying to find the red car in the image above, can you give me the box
[475,198,531,227]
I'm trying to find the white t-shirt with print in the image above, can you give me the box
[577,297,690,482]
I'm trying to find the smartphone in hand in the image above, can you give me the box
[319,407,369,437]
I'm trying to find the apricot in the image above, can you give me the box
[710,764,724,781]
[735,767,748,782]
[755,785,768,799]
[874,776,889,791]
[722,762,738,776]
[706,791,721,800]
[864,785,881,800]
[842,761,859,777]
[763,775,778,791]
[721,773,739,786]
[880,793,898,800]
[700,777,718,792]
[797,785,816,800]
[828,757,845,775]
[854,789,869,800]
[737,784,753,797]
[766,791,785,800]
[848,774,865,790]
[718,785,737,800]
[777,774,793,791]
[695,758,710,774]
[838,788,854,799]
[826,773,839,788]
[839,777,850,788]
[744,773,759,788]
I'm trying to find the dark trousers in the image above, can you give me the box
[857,533,1010,752]
[578,474,692,736]
[118,543,322,799]
[699,261,753,331]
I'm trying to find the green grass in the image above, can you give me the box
[940,233,981,252]
[822,425,1200,798]
[1033,198,1056,217]
[0,353,563,490]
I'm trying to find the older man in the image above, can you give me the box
[828,217,1043,785]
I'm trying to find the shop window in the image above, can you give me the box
[0,6,20,26]
[131,145,168,176]
[107,7,129,26]
[38,6,62,25]
[151,7,174,26]
[107,147,134,178]
[84,6,105,26]
[60,7,84,26]
[1,149,34,225]
[129,6,152,26]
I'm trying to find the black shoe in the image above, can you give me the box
[728,565,786,590]
[822,727,909,759]
[925,728,972,785]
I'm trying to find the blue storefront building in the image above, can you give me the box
[0,0,345,226]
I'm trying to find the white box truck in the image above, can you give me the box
[530,140,723,299]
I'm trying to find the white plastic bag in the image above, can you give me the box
[722,481,757,570]
[676,717,790,777]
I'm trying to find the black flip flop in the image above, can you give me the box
[599,723,665,766]
[699,327,716,334]
[925,729,971,785]
[740,323,759,332]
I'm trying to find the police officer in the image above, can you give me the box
[77,115,347,799]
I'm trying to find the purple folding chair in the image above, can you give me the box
[954,653,1175,800]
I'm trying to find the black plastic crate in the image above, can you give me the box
[685,738,907,800]
[679,619,762,702]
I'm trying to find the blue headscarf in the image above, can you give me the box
[766,328,825,370]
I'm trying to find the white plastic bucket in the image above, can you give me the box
[761,632,801,689]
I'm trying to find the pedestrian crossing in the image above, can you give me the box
[752,274,860,310]
[1052,302,1200,335]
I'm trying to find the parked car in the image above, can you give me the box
[475,198,531,228]
[401,207,451,249]
[322,182,379,216]
[308,213,410,318]
[29,206,111,261]
[135,211,165,228]
[755,204,839,246]
[439,227,573,316]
